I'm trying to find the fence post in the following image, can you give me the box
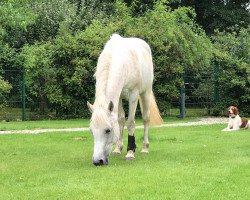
[21,67,26,121]
[213,60,220,104]
[180,84,186,118]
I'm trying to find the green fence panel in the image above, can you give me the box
[1,69,25,121]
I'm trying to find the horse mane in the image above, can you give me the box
[94,51,112,104]
[92,53,113,127]
[94,34,122,105]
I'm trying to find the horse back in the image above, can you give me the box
[107,34,154,91]
[95,34,154,99]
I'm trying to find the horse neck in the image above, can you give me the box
[95,66,124,113]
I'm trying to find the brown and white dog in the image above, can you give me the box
[222,106,250,131]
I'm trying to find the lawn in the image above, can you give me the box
[1,124,249,199]
[0,118,90,131]
[0,117,198,131]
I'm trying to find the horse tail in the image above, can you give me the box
[139,92,163,126]
[148,92,163,126]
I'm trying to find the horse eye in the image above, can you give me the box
[105,129,111,134]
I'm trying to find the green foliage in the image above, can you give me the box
[20,42,54,114]
[0,77,12,112]
[0,42,18,70]
[0,0,37,47]
[20,18,121,118]
[0,41,15,108]
[25,0,77,43]
[124,2,213,114]
[124,0,155,16]
[68,0,116,31]
[40,1,213,117]
[2,0,214,118]
[212,27,250,115]
[0,77,11,95]
[0,0,249,119]
[175,0,250,35]
[50,21,121,117]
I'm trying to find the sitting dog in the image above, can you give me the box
[222,106,249,131]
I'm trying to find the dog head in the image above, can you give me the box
[227,106,239,118]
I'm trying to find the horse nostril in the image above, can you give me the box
[93,159,104,166]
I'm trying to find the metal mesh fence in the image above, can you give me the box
[1,66,218,121]
[167,72,215,117]
[0,69,24,121]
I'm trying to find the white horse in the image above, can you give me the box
[87,34,163,166]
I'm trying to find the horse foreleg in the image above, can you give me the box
[125,91,139,160]
[113,99,125,154]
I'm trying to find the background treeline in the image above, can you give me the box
[0,0,249,118]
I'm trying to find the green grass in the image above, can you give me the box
[168,107,211,117]
[0,117,198,131]
[0,118,89,131]
[1,124,249,199]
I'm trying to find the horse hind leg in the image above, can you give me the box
[139,90,151,153]
[113,99,125,154]
[125,91,139,160]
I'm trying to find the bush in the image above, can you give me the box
[0,77,12,96]
[125,3,213,115]
[0,77,12,112]
[212,27,250,115]
[19,1,214,118]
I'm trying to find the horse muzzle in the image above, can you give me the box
[93,158,109,166]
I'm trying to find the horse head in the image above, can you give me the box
[87,101,119,166]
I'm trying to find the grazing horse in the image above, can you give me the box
[87,34,163,166]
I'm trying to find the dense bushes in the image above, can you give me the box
[0,42,15,107]
[19,1,214,117]
[0,78,11,96]
[1,0,249,119]
[212,27,250,115]
[0,76,12,110]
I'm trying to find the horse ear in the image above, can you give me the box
[108,101,114,112]
[87,101,94,113]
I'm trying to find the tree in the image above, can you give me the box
[19,1,213,118]
[1,0,249,119]
[0,0,37,48]
[20,42,54,114]
[124,2,213,114]
[174,0,250,34]
[123,0,155,16]
[212,27,250,115]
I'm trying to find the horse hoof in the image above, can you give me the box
[125,155,135,160]
[141,149,149,154]
[112,149,121,154]
[125,150,135,160]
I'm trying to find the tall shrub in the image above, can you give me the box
[212,27,250,115]
[20,43,55,114]
[20,0,214,118]
[125,2,213,114]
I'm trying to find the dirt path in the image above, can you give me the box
[0,117,228,135]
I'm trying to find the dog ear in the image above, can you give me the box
[233,106,239,115]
